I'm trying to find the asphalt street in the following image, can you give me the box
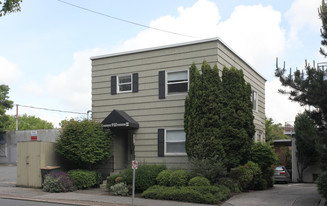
[222,183,322,206]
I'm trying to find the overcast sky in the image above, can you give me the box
[0,0,323,127]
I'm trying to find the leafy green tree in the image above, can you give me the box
[0,85,13,132]
[56,119,112,169]
[0,0,22,17]
[265,117,290,143]
[220,66,255,169]
[5,114,54,131]
[294,113,320,182]
[275,0,327,169]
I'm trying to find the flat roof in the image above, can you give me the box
[90,37,266,81]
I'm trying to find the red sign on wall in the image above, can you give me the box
[31,131,37,141]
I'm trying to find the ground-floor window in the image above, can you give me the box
[165,129,186,155]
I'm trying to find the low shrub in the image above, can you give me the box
[249,142,278,189]
[142,185,230,204]
[188,176,210,187]
[317,171,327,199]
[106,174,122,191]
[189,156,227,184]
[170,170,190,187]
[110,182,129,196]
[245,161,263,190]
[122,164,166,192]
[42,171,75,193]
[262,167,275,188]
[156,170,172,186]
[68,169,97,189]
[217,177,241,193]
[230,166,253,191]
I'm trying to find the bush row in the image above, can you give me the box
[42,169,102,192]
[141,185,230,204]
[106,164,166,193]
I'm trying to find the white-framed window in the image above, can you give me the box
[166,70,189,95]
[165,129,186,155]
[117,74,132,93]
[252,90,258,111]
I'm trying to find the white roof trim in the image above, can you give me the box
[90,37,266,81]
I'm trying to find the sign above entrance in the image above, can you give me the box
[102,110,139,130]
[104,122,130,128]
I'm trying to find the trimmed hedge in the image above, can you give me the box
[170,170,190,187]
[68,169,97,189]
[106,164,166,193]
[188,176,210,187]
[156,170,172,186]
[142,185,230,204]
[217,177,241,193]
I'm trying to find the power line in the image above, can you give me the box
[16,104,86,115]
[56,0,199,39]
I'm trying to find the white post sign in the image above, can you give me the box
[132,160,138,206]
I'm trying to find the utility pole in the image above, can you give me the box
[16,104,18,131]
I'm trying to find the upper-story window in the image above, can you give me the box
[111,73,138,95]
[252,90,258,111]
[166,70,189,95]
[118,74,132,93]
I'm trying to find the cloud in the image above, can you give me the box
[217,4,286,79]
[113,0,220,52]
[266,78,304,124]
[46,48,106,113]
[286,0,321,46]
[0,56,22,84]
[23,82,43,95]
[113,1,286,80]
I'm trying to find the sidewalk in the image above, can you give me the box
[0,185,214,206]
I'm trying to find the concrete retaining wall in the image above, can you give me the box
[0,129,60,165]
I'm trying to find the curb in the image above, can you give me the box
[0,195,128,206]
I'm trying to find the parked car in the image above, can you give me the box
[274,166,291,183]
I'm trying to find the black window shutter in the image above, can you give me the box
[158,129,164,157]
[158,71,165,99]
[132,73,138,93]
[111,76,117,95]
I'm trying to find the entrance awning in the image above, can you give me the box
[102,110,139,129]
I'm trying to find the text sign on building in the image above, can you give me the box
[31,131,37,141]
[106,122,130,128]
[132,160,138,170]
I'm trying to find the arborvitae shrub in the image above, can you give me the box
[156,170,172,186]
[188,176,210,186]
[170,170,190,187]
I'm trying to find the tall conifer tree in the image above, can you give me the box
[220,67,255,169]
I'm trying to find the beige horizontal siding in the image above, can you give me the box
[92,39,266,168]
